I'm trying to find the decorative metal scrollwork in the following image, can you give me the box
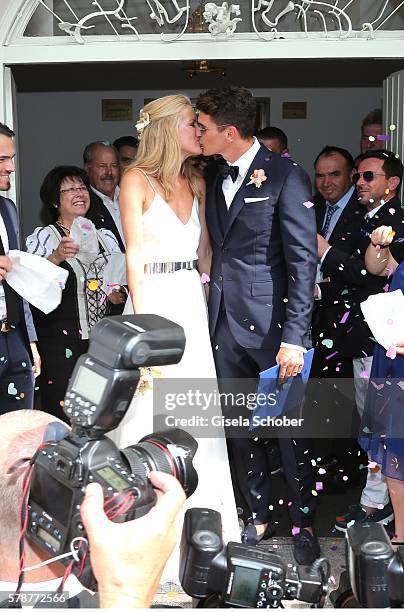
[32,0,404,43]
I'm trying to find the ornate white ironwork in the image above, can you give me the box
[203,2,242,37]
[28,0,404,43]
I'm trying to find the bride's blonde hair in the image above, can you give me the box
[128,94,202,201]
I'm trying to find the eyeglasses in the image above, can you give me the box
[60,185,88,194]
[197,123,230,134]
[352,171,387,184]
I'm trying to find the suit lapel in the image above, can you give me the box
[206,165,225,243]
[224,145,268,240]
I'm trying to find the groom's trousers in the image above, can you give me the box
[212,308,316,528]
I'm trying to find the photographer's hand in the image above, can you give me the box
[80,471,186,608]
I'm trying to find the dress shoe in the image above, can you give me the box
[241,523,275,545]
[293,529,321,565]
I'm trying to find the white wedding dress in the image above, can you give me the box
[108,175,240,583]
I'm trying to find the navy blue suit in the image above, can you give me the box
[206,146,318,526]
[0,196,36,413]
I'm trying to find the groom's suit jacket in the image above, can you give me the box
[205,146,317,351]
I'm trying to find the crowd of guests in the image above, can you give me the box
[0,95,403,603]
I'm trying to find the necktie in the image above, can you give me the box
[321,203,338,238]
[218,164,239,183]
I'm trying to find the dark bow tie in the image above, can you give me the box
[218,164,239,182]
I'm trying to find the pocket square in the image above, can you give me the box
[244,196,270,203]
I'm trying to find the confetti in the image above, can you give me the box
[62,330,68,335]
[389,208,396,215]
[342,475,348,481]
[321,339,333,349]
[278,499,284,505]
[386,345,397,359]
[318,468,326,475]
[292,527,300,535]
[389,124,396,131]
[21,361,27,367]
[315,481,323,491]
[360,269,367,275]
[20,392,25,399]
[65,348,73,358]
[303,200,314,208]
[370,381,384,391]
[300,506,310,514]
[311,490,318,496]
[360,370,369,379]
[8,383,17,395]
[339,311,350,324]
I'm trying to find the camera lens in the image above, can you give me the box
[121,428,198,498]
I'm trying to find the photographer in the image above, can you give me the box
[0,409,185,608]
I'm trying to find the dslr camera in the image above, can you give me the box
[331,523,404,608]
[26,314,198,590]
[180,508,329,608]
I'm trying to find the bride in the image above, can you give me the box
[109,94,240,581]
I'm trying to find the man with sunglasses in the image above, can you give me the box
[317,149,404,531]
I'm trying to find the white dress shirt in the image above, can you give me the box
[222,137,261,209]
[91,185,125,244]
[222,138,305,354]
[0,210,10,320]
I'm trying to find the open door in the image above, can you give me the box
[384,69,404,163]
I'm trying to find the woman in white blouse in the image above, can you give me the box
[26,166,124,421]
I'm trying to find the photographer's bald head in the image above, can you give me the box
[0,410,67,584]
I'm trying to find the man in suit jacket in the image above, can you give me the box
[316,149,404,529]
[83,141,125,252]
[196,87,319,564]
[0,122,40,413]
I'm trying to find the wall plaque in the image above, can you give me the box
[283,102,307,119]
[102,99,133,121]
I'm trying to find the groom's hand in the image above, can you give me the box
[276,347,304,381]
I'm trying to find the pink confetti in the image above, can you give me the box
[81,222,92,230]
[389,208,396,215]
[386,345,397,359]
[360,370,369,379]
[371,381,384,391]
[325,351,339,360]
[383,284,390,292]
[315,481,323,491]
[339,311,350,324]
[303,200,314,208]
[292,527,300,535]
[288,501,292,507]
[62,329,68,335]
[368,461,377,469]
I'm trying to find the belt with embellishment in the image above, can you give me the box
[144,260,197,274]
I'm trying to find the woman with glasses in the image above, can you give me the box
[109,94,240,582]
[360,225,404,546]
[26,166,125,421]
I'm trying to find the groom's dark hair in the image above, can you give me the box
[196,87,256,139]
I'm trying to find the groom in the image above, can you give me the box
[196,87,319,564]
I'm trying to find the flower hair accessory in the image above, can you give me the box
[135,109,151,133]
[246,169,267,188]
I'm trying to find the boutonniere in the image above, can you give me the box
[246,169,267,188]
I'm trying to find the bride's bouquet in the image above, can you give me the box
[135,367,163,396]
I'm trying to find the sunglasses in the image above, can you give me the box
[352,171,387,184]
